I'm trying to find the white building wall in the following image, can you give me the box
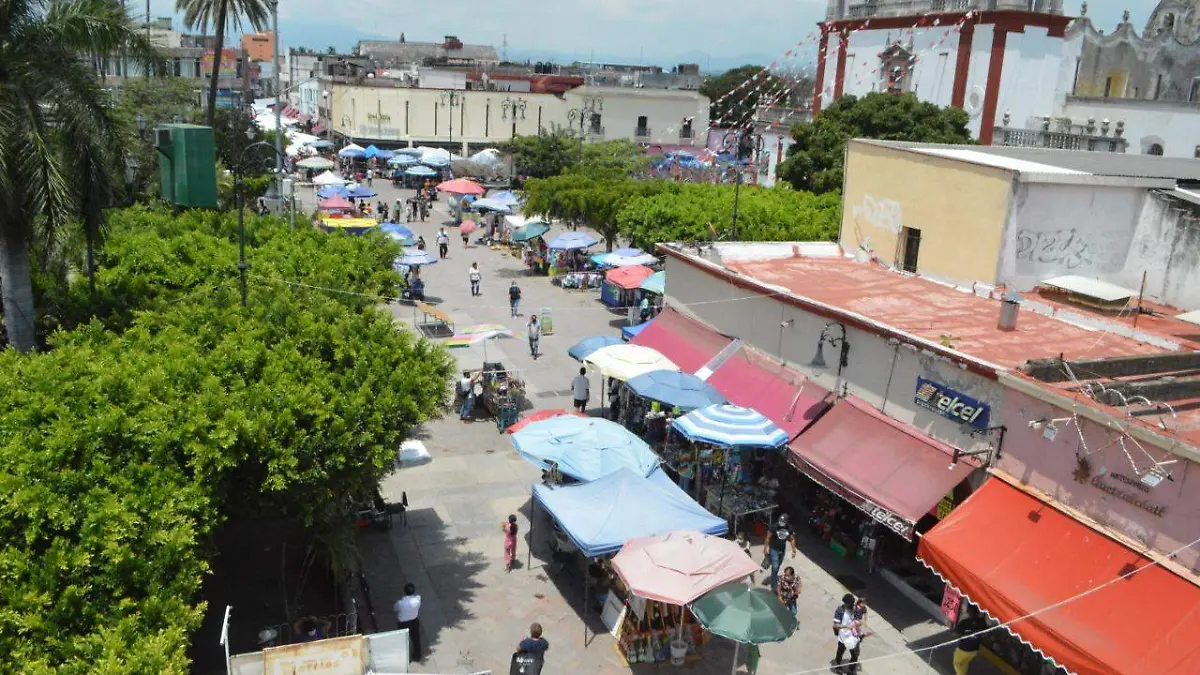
[1060,98,1200,158]
[993,27,1066,138]
[417,69,467,90]
[298,80,321,118]
[962,25,994,138]
[663,253,1002,458]
[1114,194,1200,310]
[563,88,710,148]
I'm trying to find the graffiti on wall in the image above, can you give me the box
[853,194,904,235]
[1013,227,1130,272]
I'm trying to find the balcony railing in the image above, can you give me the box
[993,127,1128,153]
[635,126,651,139]
[680,128,695,139]
[588,126,605,139]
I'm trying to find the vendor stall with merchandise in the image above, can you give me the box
[600,265,655,308]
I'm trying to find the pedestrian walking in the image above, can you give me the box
[416,236,427,251]
[501,514,519,571]
[469,263,482,296]
[527,315,540,358]
[861,527,878,574]
[952,605,987,675]
[571,367,590,413]
[409,197,418,221]
[832,594,867,674]
[436,229,449,259]
[509,281,522,316]
[761,513,797,591]
[394,583,422,663]
[458,370,479,421]
[777,566,801,617]
[366,167,374,187]
[517,623,549,656]
[419,199,429,222]
[461,227,470,247]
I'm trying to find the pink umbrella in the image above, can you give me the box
[436,178,485,196]
[612,530,761,606]
[459,220,478,234]
[318,195,355,210]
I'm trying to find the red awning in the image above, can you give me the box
[788,396,973,539]
[630,306,733,374]
[918,479,1200,675]
[707,346,830,440]
[606,265,655,290]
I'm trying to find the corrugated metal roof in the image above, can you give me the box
[911,148,1089,175]
[1040,275,1139,302]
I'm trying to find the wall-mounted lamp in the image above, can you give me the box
[810,322,850,377]
[950,425,1008,469]
[1028,416,1071,440]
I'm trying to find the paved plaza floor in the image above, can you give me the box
[306,180,1001,675]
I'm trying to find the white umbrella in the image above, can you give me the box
[583,344,679,382]
[312,171,348,186]
[297,156,336,170]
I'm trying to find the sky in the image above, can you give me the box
[144,0,1155,71]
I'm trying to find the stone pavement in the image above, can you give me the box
[333,182,1000,675]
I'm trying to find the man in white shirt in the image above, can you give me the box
[436,229,449,259]
[366,167,374,187]
[528,315,540,358]
[468,262,482,296]
[571,367,590,413]
[394,583,422,663]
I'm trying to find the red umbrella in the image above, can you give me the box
[437,178,485,196]
[506,409,587,434]
[459,220,478,234]
[318,195,355,210]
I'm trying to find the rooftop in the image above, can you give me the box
[861,139,1200,184]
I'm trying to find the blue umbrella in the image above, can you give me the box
[338,144,365,158]
[395,249,438,267]
[672,404,788,448]
[511,416,659,482]
[421,155,450,168]
[379,223,416,245]
[625,370,727,411]
[641,270,665,295]
[613,247,643,257]
[363,144,381,158]
[388,154,418,166]
[567,335,623,361]
[406,165,438,177]
[471,197,513,214]
[346,185,378,199]
[395,147,423,156]
[547,231,599,250]
[308,140,334,149]
[316,186,349,199]
[488,190,522,207]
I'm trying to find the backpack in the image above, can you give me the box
[510,285,521,300]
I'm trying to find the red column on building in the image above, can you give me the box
[812,26,830,115]
[978,27,1009,145]
[950,22,975,109]
[833,29,850,100]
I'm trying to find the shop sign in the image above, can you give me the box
[263,635,362,675]
[862,497,914,540]
[1091,473,1167,517]
[941,585,963,625]
[915,378,990,429]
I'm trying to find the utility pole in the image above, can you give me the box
[268,0,285,225]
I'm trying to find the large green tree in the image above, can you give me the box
[700,65,784,127]
[778,92,972,194]
[0,0,160,352]
[498,128,577,180]
[177,0,269,126]
[522,175,669,250]
[617,184,842,250]
[0,206,452,672]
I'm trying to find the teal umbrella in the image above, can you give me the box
[510,220,550,242]
[690,583,798,674]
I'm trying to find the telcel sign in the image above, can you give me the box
[915,377,990,429]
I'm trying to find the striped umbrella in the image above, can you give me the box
[672,404,788,448]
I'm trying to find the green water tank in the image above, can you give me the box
[157,124,218,208]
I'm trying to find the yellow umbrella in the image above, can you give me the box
[583,344,679,382]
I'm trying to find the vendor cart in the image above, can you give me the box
[479,361,525,431]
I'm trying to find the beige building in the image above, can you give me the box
[324,83,708,153]
[838,140,1200,310]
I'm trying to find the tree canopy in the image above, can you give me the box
[699,65,785,127]
[522,175,670,250]
[778,92,972,194]
[497,128,578,180]
[1,207,452,673]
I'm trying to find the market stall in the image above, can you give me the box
[546,232,600,279]
[600,265,655,308]
[583,343,680,421]
[689,583,799,674]
[609,531,759,666]
[622,370,727,441]
[666,404,788,533]
[318,217,376,236]
[511,416,658,483]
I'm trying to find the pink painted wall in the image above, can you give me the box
[997,386,1200,577]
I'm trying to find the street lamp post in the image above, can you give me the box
[501,96,526,186]
[722,129,764,240]
[233,111,287,307]
[566,95,603,162]
[440,91,462,153]
[268,0,283,206]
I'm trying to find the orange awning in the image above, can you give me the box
[605,265,655,290]
[918,479,1200,675]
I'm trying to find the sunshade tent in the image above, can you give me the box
[388,154,418,166]
[338,143,366,158]
[511,416,659,483]
[506,409,587,434]
[568,335,623,361]
[532,468,727,558]
[379,223,416,245]
[595,252,659,268]
[405,165,438,177]
[316,186,349,199]
[488,190,522,207]
[612,531,761,605]
[420,155,450,168]
[396,249,438,266]
[622,322,650,340]
[547,231,598,250]
[363,145,393,159]
[459,220,478,234]
[606,265,656,290]
[318,195,355,210]
[641,271,665,295]
[312,171,348,186]
[445,325,514,358]
[673,404,788,448]
[346,185,378,199]
[470,197,512,213]
[297,156,335,170]
[625,370,727,411]
[510,221,550,242]
[307,140,334,149]
[584,344,678,381]
[319,218,376,235]
[690,584,798,661]
[437,178,485,195]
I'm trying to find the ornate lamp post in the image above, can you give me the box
[440,91,463,151]
[721,129,764,240]
[501,96,527,185]
[566,94,603,161]
[233,111,286,306]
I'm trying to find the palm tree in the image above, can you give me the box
[0,0,161,352]
[177,0,269,127]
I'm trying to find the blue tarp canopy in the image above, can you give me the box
[533,467,727,558]
[625,370,727,410]
[511,416,658,483]
[567,335,622,361]
[622,321,651,340]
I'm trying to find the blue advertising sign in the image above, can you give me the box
[914,377,990,429]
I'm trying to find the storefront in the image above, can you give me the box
[629,307,735,375]
[918,477,1200,675]
[785,395,982,612]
